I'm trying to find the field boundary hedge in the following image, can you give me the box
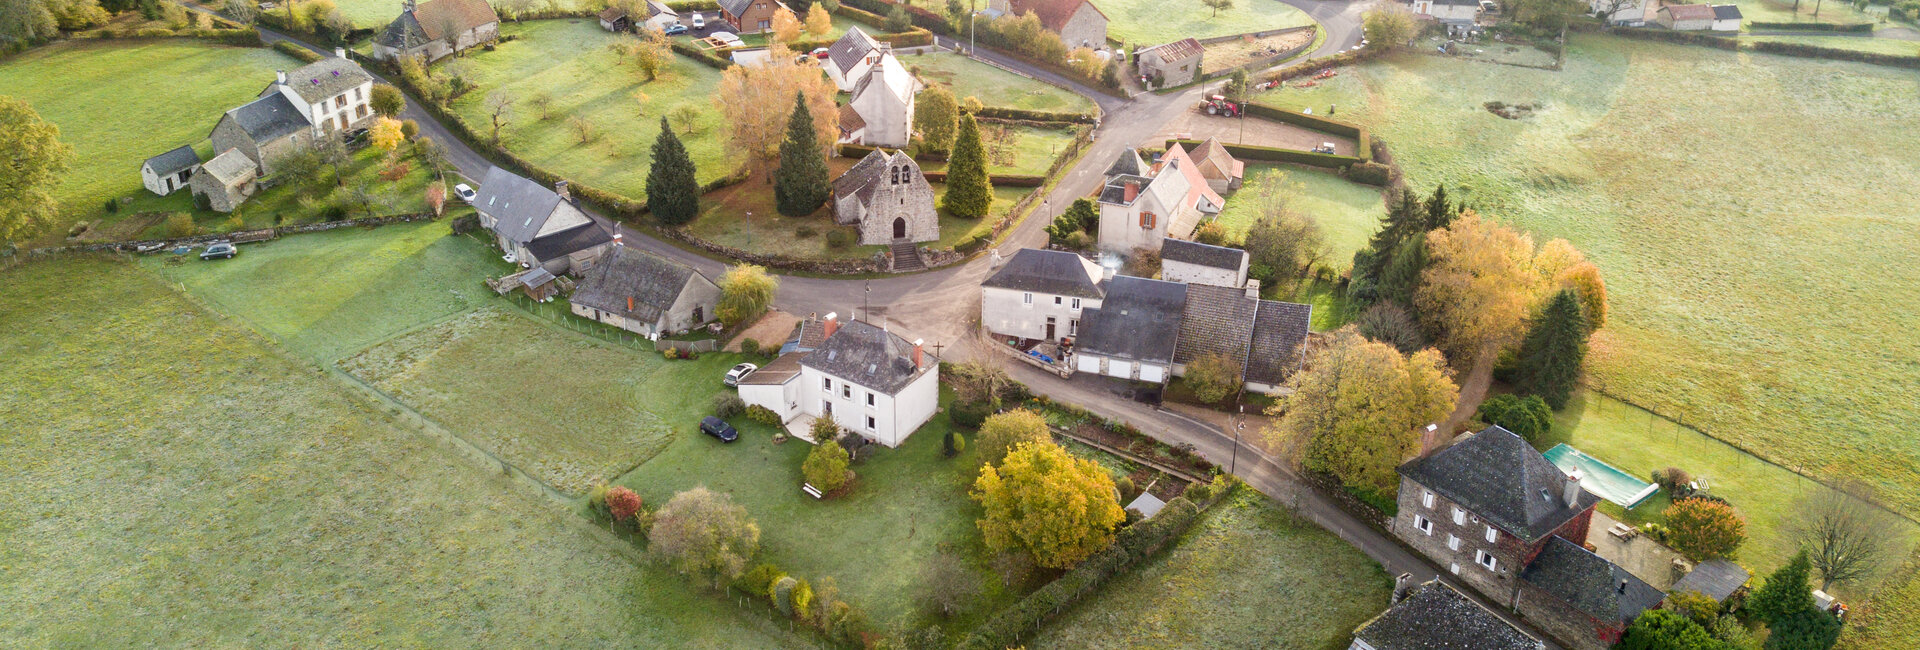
[1747,21,1875,32]
[1241,101,1372,162]
[1164,138,1361,171]
[1612,26,1920,68]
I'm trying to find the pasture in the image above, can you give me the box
[1097,0,1315,46]
[903,49,1098,114]
[1210,165,1386,274]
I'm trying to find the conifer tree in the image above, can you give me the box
[1515,289,1589,409]
[774,93,830,217]
[941,112,993,219]
[647,116,701,226]
[1748,551,1817,625]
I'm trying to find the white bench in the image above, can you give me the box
[802,483,823,499]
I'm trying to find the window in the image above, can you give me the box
[1139,211,1156,229]
[1450,562,1461,575]
[758,19,769,30]
[890,167,899,184]
[1022,292,1033,306]
[1452,507,1465,526]
[1054,296,1062,305]
[866,392,876,407]
[1447,534,1460,551]
[1422,490,1435,509]
[866,415,876,430]
[822,377,832,390]
[1069,319,1078,336]
[841,384,851,399]
[1476,550,1498,571]
[1485,526,1498,543]
[1413,515,1432,535]
[1070,298,1081,310]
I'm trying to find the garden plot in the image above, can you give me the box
[1209,166,1386,273]
[1148,110,1359,156]
[340,309,681,496]
[1201,28,1316,75]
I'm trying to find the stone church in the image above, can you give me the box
[831,149,938,246]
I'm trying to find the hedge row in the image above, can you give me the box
[1608,27,1743,50]
[1242,102,1370,161]
[841,0,953,35]
[664,0,721,11]
[272,40,323,63]
[84,27,258,46]
[831,4,937,46]
[1165,138,1363,171]
[669,38,732,69]
[1748,21,1875,32]
[973,106,1098,124]
[920,171,1046,187]
[955,497,1207,650]
[1611,26,1920,68]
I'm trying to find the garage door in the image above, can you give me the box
[1139,363,1165,383]
[1108,360,1132,379]
[1077,354,1101,374]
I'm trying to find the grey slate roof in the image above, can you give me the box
[225,92,310,143]
[799,319,934,395]
[1125,492,1167,518]
[1245,299,1311,385]
[277,57,373,104]
[787,315,831,353]
[833,149,918,208]
[377,0,499,49]
[1521,536,1664,625]
[1103,149,1148,177]
[569,245,699,324]
[1711,4,1742,19]
[1160,239,1246,271]
[474,166,566,245]
[1097,173,1152,206]
[739,351,808,385]
[982,249,1104,299]
[1173,283,1256,367]
[200,149,257,185]
[1670,559,1750,603]
[1075,275,1186,363]
[1398,427,1602,543]
[1354,580,1543,650]
[828,27,880,76]
[718,0,755,17]
[145,145,201,177]
[524,221,613,263]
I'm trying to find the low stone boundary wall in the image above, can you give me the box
[23,213,438,257]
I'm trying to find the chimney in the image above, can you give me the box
[1102,264,1115,281]
[912,338,924,369]
[334,47,346,59]
[627,296,634,312]
[1564,469,1584,508]
[1391,573,1414,604]
[823,312,839,339]
[1415,424,1443,458]
[276,70,287,84]
[1617,579,1628,595]
[554,180,571,201]
[1123,180,1140,203]
[613,233,624,246]
[1244,278,1261,301]
[404,0,415,12]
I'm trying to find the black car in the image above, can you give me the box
[343,128,371,150]
[699,416,739,443]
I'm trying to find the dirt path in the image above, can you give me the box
[1443,349,1496,434]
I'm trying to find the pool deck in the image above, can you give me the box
[1590,511,1685,591]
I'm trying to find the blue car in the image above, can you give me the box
[663,22,689,35]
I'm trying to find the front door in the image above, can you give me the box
[1045,317,1056,341]
[693,306,704,324]
[892,217,907,240]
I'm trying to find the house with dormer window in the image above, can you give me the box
[737,313,939,447]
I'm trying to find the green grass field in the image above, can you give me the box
[1210,165,1386,274]
[449,19,733,202]
[901,49,1097,114]
[688,177,1024,260]
[1029,487,1391,650]
[1277,35,1920,524]
[919,123,1082,176]
[0,39,302,242]
[0,256,790,647]
[1745,34,1920,56]
[1099,0,1315,46]
[1720,0,1875,24]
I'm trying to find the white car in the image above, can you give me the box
[723,362,758,387]
[691,13,705,30]
[453,183,476,203]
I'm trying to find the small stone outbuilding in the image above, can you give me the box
[1136,38,1203,87]
[832,149,938,246]
[190,149,259,213]
[142,145,202,196]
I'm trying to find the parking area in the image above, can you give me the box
[1146,110,1360,157]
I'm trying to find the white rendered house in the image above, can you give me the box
[739,314,939,447]
[980,248,1106,343]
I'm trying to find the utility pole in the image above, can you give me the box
[863,281,870,322]
[1230,404,1243,475]
[968,0,976,55]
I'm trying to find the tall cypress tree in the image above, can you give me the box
[1356,188,1421,285]
[1747,551,1816,625]
[1514,289,1590,410]
[941,112,993,219]
[1376,233,1428,309]
[646,116,701,226]
[1420,184,1458,232]
[774,93,830,217]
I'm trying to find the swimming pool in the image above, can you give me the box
[1542,444,1660,509]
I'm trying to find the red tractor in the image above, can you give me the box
[1199,94,1242,117]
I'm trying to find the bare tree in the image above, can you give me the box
[1792,480,1901,590]
[483,91,514,143]
[1591,0,1638,23]
[919,549,982,617]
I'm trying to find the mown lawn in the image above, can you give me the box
[1210,165,1386,274]
[1099,0,1314,46]
[1718,0,1875,24]
[1029,487,1392,650]
[1745,34,1920,56]
[0,256,791,647]
[142,219,506,363]
[1281,34,1920,525]
[902,49,1097,114]
[688,167,1025,260]
[0,39,302,242]
[449,19,733,202]
[918,123,1082,176]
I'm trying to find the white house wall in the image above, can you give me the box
[886,369,940,447]
[980,286,1097,341]
[1161,259,1244,288]
[738,380,799,422]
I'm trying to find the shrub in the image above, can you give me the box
[102,198,118,214]
[826,229,854,249]
[1476,394,1552,441]
[771,576,799,616]
[1343,161,1392,186]
[794,225,817,238]
[949,400,992,428]
[163,213,196,238]
[735,564,784,596]
[606,486,642,522]
[1664,497,1747,560]
[803,440,852,493]
[739,338,760,355]
[663,346,680,360]
[713,394,746,419]
[809,417,841,443]
[942,430,967,458]
[1653,467,1692,494]
[745,404,781,426]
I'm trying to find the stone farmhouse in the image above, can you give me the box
[1350,578,1544,650]
[986,0,1109,50]
[719,0,790,34]
[472,167,616,275]
[372,0,500,63]
[189,149,259,213]
[182,51,373,210]
[1159,239,1247,288]
[141,145,200,197]
[1095,145,1223,254]
[840,53,920,148]
[1136,38,1203,88]
[1394,426,1662,650]
[738,313,939,447]
[568,244,720,338]
[980,248,1107,344]
[832,149,938,246]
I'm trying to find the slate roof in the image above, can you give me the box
[834,149,919,208]
[569,245,700,323]
[378,0,499,50]
[524,221,614,262]
[146,145,201,177]
[277,57,374,104]
[799,319,934,395]
[1522,536,1664,625]
[1142,38,1203,63]
[982,248,1105,299]
[838,104,867,135]
[1160,239,1245,271]
[200,148,257,185]
[786,315,831,353]
[1004,0,1107,33]
[718,0,755,18]
[598,6,626,22]
[1663,3,1715,20]
[739,351,808,385]
[224,92,309,143]
[1157,143,1225,214]
[1103,149,1148,177]
[851,54,915,105]
[1354,580,1543,650]
[1075,275,1186,363]
[1671,559,1750,603]
[1397,426,1602,543]
[1711,4,1742,19]
[1125,492,1167,518]
[828,27,882,76]
[1173,283,1257,367]
[1097,173,1152,206]
[474,166,566,245]
[1245,299,1311,386]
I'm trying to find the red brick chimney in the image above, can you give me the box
[823,312,839,339]
[912,338,924,369]
[554,180,571,201]
[1123,180,1140,202]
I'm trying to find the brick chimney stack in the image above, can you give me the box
[1123,180,1140,203]
[823,312,839,339]
[554,180,571,202]
[912,338,924,369]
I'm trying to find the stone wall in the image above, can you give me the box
[1514,579,1619,650]
[24,213,439,258]
[1391,475,1528,603]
